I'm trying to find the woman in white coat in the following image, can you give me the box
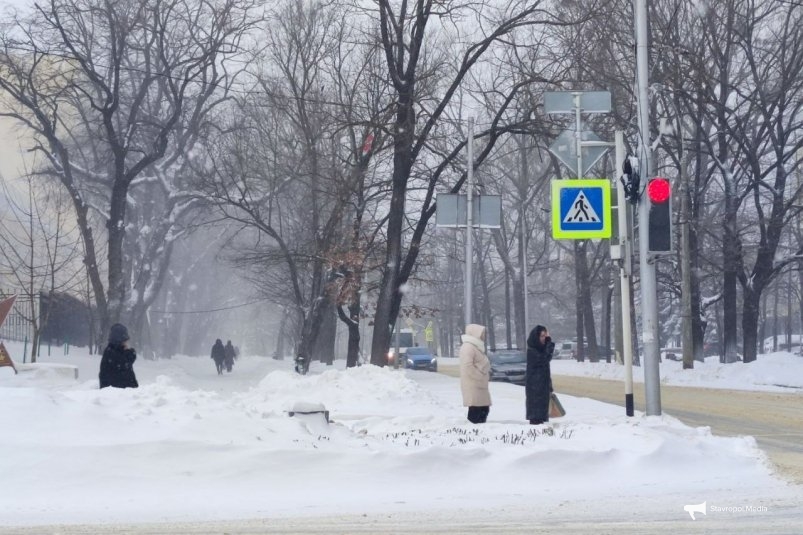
[459,323,491,423]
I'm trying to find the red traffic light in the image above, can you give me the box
[647,178,670,203]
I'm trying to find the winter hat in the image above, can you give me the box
[527,325,547,349]
[108,323,130,344]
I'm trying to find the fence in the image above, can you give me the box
[0,290,35,343]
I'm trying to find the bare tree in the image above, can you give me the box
[0,0,256,343]
[653,0,803,362]
[0,174,82,361]
[364,0,596,365]
[197,0,380,370]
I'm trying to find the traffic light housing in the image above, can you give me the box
[647,177,672,253]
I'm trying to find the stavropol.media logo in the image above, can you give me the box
[684,501,707,520]
[683,501,769,519]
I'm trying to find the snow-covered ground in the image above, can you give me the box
[552,351,803,392]
[1,341,801,530]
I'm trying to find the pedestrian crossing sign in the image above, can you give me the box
[551,179,612,239]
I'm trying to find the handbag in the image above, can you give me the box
[549,392,566,418]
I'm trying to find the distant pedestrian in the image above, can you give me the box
[459,324,491,424]
[525,325,555,425]
[224,340,236,372]
[211,339,226,375]
[99,323,139,389]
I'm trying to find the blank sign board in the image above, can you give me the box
[436,193,501,228]
[544,91,612,114]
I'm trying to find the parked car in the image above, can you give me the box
[404,347,437,372]
[489,350,527,385]
[555,341,576,360]
[661,347,683,362]
[762,335,803,354]
[573,344,612,361]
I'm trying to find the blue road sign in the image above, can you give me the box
[551,180,612,239]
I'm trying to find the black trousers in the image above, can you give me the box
[467,406,489,424]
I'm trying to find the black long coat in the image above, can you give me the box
[211,342,226,363]
[99,343,139,389]
[525,338,554,421]
[224,342,236,366]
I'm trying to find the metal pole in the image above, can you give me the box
[465,118,474,326]
[636,0,662,415]
[615,131,635,416]
[574,93,583,178]
[521,198,529,335]
[521,135,529,336]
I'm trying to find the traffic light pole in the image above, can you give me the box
[636,0,662,416]
[614,132,635,417]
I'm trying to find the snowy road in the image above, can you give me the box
[2,501,802,534]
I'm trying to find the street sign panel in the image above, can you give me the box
[551,179,612,239]
[424,321,434,342]
[548,128,610,177]
[435,193,501,228]
[544,91,612,114]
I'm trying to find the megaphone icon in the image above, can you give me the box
[683,501,707,520]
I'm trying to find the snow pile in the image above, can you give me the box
[1,345,800,527]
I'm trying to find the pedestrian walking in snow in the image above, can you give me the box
[224,340,236,372]
[99,323,139,389]
[211,339,226,375]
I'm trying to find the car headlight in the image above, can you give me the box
[387,351,394,361]
[407,359,414,366]
[431,358,437,364]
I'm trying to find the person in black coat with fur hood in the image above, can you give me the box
[99,323,139,389]
[525,325,554,425]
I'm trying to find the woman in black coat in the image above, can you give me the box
[525,325,554,424]
[99,323,139,389]
[211,339,226,375]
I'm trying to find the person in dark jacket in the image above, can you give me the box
[525,325,554,425]
[99,323,139,389]
[223,340,236,372]
[211,339,226,375]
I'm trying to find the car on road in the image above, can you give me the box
[405,347,437,372]
[489,350,527,385]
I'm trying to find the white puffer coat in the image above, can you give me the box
[459,324,491,407]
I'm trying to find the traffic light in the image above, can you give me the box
[621,158,640,204]
[647,177,672,253]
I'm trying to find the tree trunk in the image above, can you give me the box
[578,241,598,361]
[479,249,495,351]
[722,225,740,363]
[336,299,361,368]
[369,89,414,365]
[742,286,761,363]
[312,302,337,365]
[296,296,329,373]
[690,224,706,363]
